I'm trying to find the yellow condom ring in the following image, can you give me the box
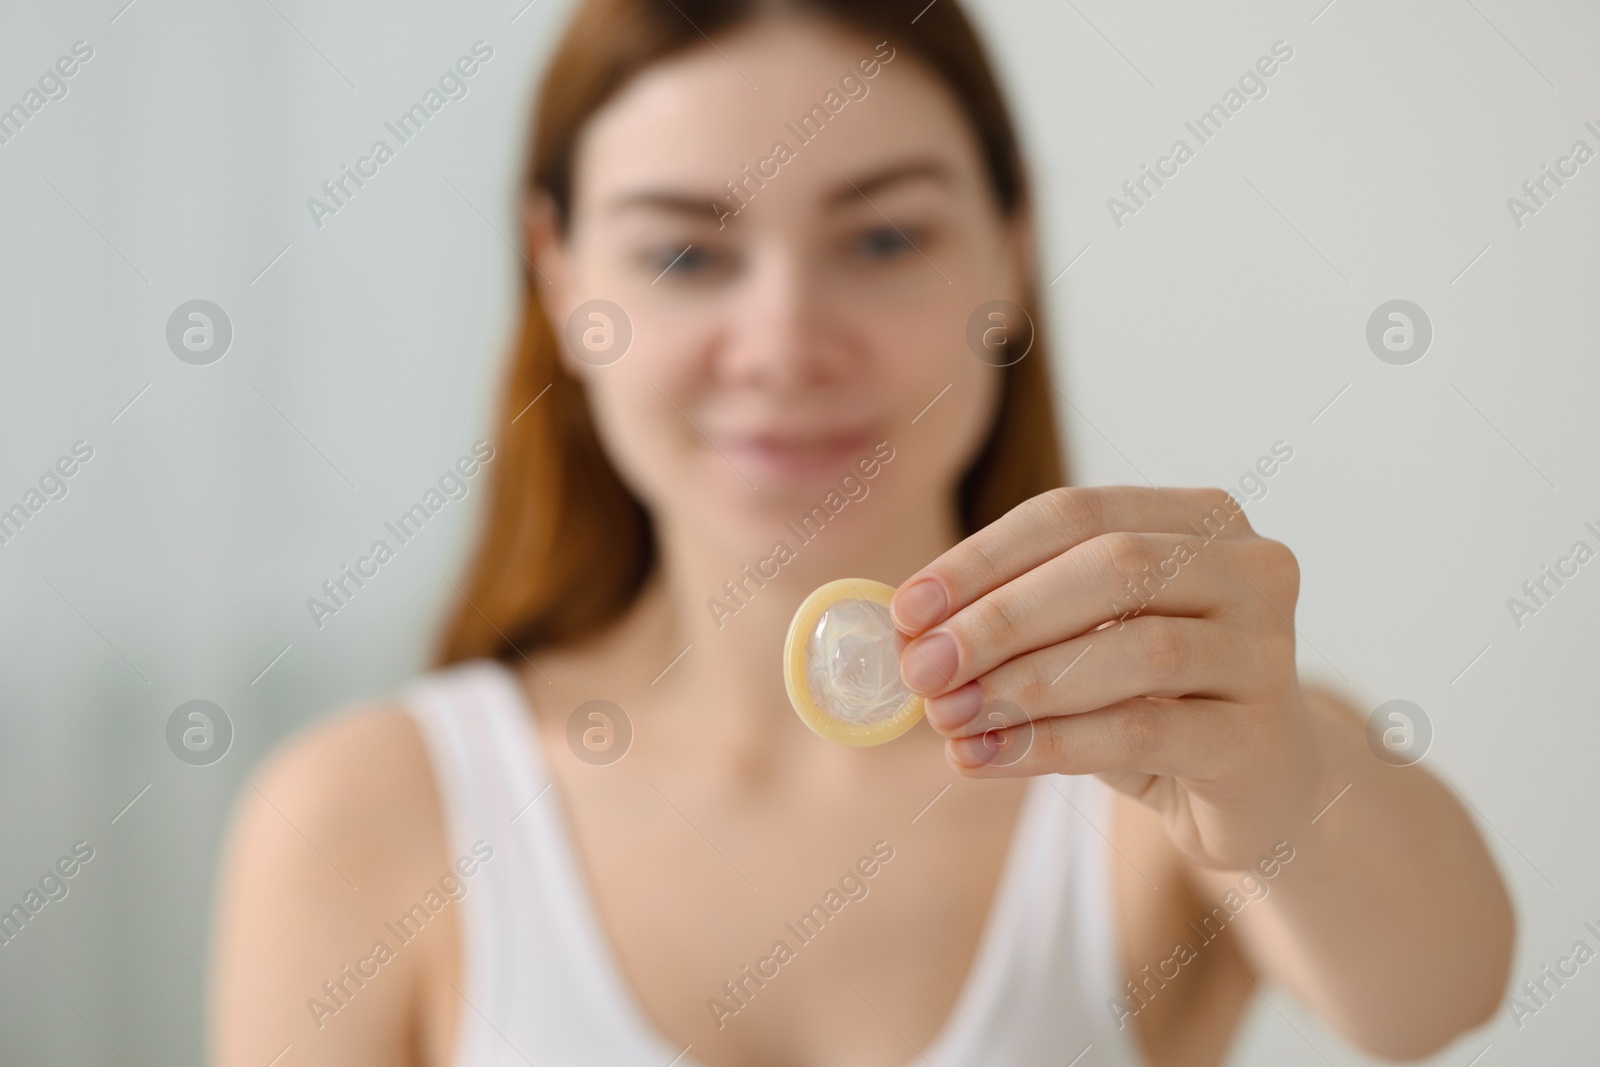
[783,578,924,747]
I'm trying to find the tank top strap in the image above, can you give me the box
[401,658,695,1067]
[400,659,549,1064]
[402,658,551,833]
[1040,772,1147,1065]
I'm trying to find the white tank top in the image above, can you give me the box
[403,659,1145,1067]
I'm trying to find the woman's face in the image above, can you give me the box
[533,14,1027,564]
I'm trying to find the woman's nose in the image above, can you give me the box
[719,248,849,386]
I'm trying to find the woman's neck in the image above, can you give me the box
[616,493,966,746]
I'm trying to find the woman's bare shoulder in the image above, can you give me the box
[244,702,446,859]
[212,701,452,1065]
[220,699,455,925]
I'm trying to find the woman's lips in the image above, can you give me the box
[718,430,875,484]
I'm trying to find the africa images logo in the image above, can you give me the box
[304,41,494,230]
[305,442,494,629]
[1106,39,1295,229]
[711,42,898,229]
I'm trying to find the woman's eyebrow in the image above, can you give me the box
[605,190,727,221]
[604,159,957,221]
[824,159,956,208]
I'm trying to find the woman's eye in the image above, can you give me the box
[645,244,724,279]
[853,226,919,260]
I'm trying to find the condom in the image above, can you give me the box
[783,578,925,746]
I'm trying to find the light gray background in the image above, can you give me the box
[1,0,1596,1063]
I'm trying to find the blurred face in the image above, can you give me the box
[531,15,1026,563]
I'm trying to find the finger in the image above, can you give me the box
[890,486,1254,635]
[944,696,1242,780]
[923,616,1244,738]
[899,532,1257,697]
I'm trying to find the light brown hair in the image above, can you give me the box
[436,0,1065,666]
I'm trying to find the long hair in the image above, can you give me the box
[436,0,1066,666]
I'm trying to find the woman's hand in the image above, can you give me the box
[890,485,1324,871]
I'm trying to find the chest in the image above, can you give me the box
[538,721,1030,1067]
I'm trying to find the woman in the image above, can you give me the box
[212,1,1514,1064]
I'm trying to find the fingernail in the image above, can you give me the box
[950,732,1001,767]
[892,578,947,632]
[901,631,957,694]
[925,682,983,732]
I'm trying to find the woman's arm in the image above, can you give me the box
[210,707,455,1067]
[887,485,1515,1060]
[1188,686,1512,1059]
